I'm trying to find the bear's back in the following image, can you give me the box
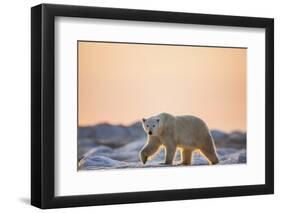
[154,113,210,135]
[175,115,210,135]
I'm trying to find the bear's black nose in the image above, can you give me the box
[148,131,152,135]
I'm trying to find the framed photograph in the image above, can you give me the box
[31,3,274,209]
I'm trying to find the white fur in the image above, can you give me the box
[140,113,219,165]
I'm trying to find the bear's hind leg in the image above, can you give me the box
[181,148,193,165]
[199,139,219,165]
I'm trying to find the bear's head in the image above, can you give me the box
[141,117,160,136]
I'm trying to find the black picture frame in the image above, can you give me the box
[31,3,274,209]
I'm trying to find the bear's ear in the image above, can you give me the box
[142,118,146,123]
[156,119,160,122]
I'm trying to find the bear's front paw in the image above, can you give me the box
[164,160,173,165]
[140,151,148,164]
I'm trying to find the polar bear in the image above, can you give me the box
[140,113,219,165]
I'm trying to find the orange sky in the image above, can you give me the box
[78,41,246,132]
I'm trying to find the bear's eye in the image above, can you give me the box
[153,125,155,127]
[146,125,149,127]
